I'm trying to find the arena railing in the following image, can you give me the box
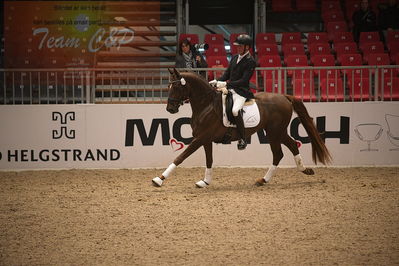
[0,65,398,104]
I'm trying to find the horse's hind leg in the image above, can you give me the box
[195,142,213,188]
[281,133,314,175]
[255,138,283,186]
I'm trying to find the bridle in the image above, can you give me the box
[168,78,189,106]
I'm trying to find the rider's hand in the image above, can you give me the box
[216,81,227,88]
[209,79,218,86]
[217,87,228,95]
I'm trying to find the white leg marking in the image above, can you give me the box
[152,163,176,187]
[162,163,177,178]
[263,165,277,183]
[196,168,212,188]
[294,154,306,172]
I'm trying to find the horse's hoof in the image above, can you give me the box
[152,177,163,187]
[195,180,209,188]
[302,168,315,175]
[255,178,267,186]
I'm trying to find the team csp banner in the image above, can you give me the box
[0,102,399,170]
[4,1,148,68]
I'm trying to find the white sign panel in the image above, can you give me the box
[0,102,398,170]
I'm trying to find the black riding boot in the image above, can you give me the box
[235,111,247,150]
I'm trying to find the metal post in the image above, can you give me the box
[261,0,266,32]
[86,70,91,103]
[254,0,259,35]
[176,0,183,37]
[185,0,189,33]
[374,66,379,101]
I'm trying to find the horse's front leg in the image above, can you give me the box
[195,142,213,188]
[152,138,203,187]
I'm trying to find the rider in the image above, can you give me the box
[209,34,256,150]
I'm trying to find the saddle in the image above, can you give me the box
[216,89,260,144]
[222,91,259,128]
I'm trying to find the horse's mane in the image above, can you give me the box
[180,72,216,95]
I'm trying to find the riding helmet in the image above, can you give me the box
[233,34,252,46]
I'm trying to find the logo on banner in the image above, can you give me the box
[52,111,76,139]
[169,138,185,152]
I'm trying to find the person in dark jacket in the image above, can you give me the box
[352,0,378,42]
[378,0,399,31]
[175,39,208,76]
[209,34,256,150]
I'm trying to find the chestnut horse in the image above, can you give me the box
[152,69,331,188]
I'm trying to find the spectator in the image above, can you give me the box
[352,0,378,42]
[378,0,399,31]
[175,39,207,77]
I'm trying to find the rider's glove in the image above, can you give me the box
[216,81,227,88]
[217,87,228,95]
[209,79,218,86]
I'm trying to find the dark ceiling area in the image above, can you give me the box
[189,0,254,25]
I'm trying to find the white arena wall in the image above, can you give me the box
[0,102,398,170]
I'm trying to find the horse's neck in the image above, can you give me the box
[188,83,216,113]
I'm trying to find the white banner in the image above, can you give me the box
[0,102,398,170]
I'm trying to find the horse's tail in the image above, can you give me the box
[285,95,332,165]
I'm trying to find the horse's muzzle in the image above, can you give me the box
[166,104,179,114]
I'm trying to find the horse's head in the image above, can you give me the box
[166,68,189,114]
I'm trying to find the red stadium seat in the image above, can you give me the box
[360,42,385,63]
[285,54,312,78]
[281,32,302,46]
[347,77,371,101]
[272,0,294,12]
[334,42,358,59]
[179,34,199,44]
[205,44,227,57]
[256,43,279,57]
[368,53,390,65]
[307,32,329,46]
[282,43,305,56]
[293,78,318,102]
[311,54,338,79]
[308,42,332,57]
[206,56,228,80]
[322,10,345,23]
[387,30,399,44]
[326,21,348,41]
[367,53,394,79]
[387,41,399,63]
[296,0,317,11]
[320,77,345,101]
[263,78,286,93]
[332,31,354,44]
[204,34,224,46]
[339,53,369,79]
[380,77,399,101]
[256,33,277,46]
[339,53,362,65]
[321,0,342,14]
[359,31,381,44]
[258,55,282,79]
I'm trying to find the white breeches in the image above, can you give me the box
[231,89,246,116]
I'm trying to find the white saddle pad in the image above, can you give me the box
[221,94,260,128]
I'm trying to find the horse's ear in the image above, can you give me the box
[168,68,174,75]
[173,68,181,78]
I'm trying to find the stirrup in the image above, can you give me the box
[237,139,247,150]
